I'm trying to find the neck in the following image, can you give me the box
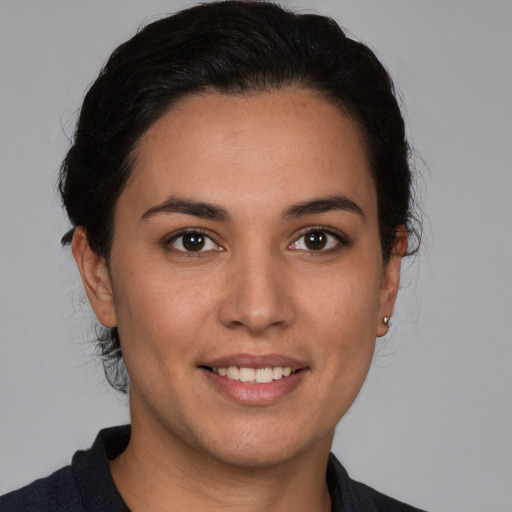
[110,411,333,512]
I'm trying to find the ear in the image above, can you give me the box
[71,227,117,328]
[376,227,408,338]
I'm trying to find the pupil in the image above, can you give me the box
[183,233,205,251]
[305,231,327,250]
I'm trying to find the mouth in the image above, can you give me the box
[201,365,300,384]
[199,354,309,404]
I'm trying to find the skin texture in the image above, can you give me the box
[72,90,406,511]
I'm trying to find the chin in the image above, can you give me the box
[194,422,332,469]
[206,442,301,469]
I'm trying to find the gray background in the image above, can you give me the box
[1,1,511,510]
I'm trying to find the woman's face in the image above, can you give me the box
[77,90,404,467]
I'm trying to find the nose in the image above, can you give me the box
[218,248,295,335]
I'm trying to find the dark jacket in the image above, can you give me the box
[0,425,426,511]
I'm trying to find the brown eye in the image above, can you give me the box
[304,231,327,250]
[288,229,344,252]
[182,233,205,251]
[168,231,221,253]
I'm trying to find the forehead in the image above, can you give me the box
[123,90,376,219]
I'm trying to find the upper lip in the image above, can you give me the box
[201,353,309,372]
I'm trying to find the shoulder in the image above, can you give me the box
[0,465,81,512]
[327,453,427,512]
[0,425,131,512]
[347,480,427,512]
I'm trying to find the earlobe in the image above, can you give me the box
[376,227,408,338]
[71,227,117,328]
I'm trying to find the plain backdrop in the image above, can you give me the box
[1,1,511,511]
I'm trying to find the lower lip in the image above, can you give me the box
[201,368,307,405]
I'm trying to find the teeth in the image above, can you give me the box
[227,366,240,380]
[239,367,255,382]
[272,367,283,380]
[212,366,295,383]
[256,367,274,383]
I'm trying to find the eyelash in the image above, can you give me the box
[288,227,347,253]
[165,227,348,255]
[165,229,222,255]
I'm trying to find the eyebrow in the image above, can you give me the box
[140,194,364,222]
[282,195,364,220]
[141,196,231,222]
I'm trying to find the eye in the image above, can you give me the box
[167,231,222,253]
[289,229,343,252]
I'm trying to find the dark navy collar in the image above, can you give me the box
[70,426,130,511]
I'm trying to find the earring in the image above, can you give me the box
[383,316,391,326]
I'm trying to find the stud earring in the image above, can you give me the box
[383,316,391,326]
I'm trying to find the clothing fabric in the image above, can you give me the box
[1,425,426,511]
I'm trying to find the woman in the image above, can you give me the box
[1,1,424,510]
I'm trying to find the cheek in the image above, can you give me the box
[294,273,379,428]
[303,264,382,334]
[297,253,383,383]
[110,262,218,361]
[110,274,217,409]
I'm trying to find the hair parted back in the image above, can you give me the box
[59,0,419,393]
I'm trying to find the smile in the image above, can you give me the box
[200,354,308,404]
[209,366,295,383]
